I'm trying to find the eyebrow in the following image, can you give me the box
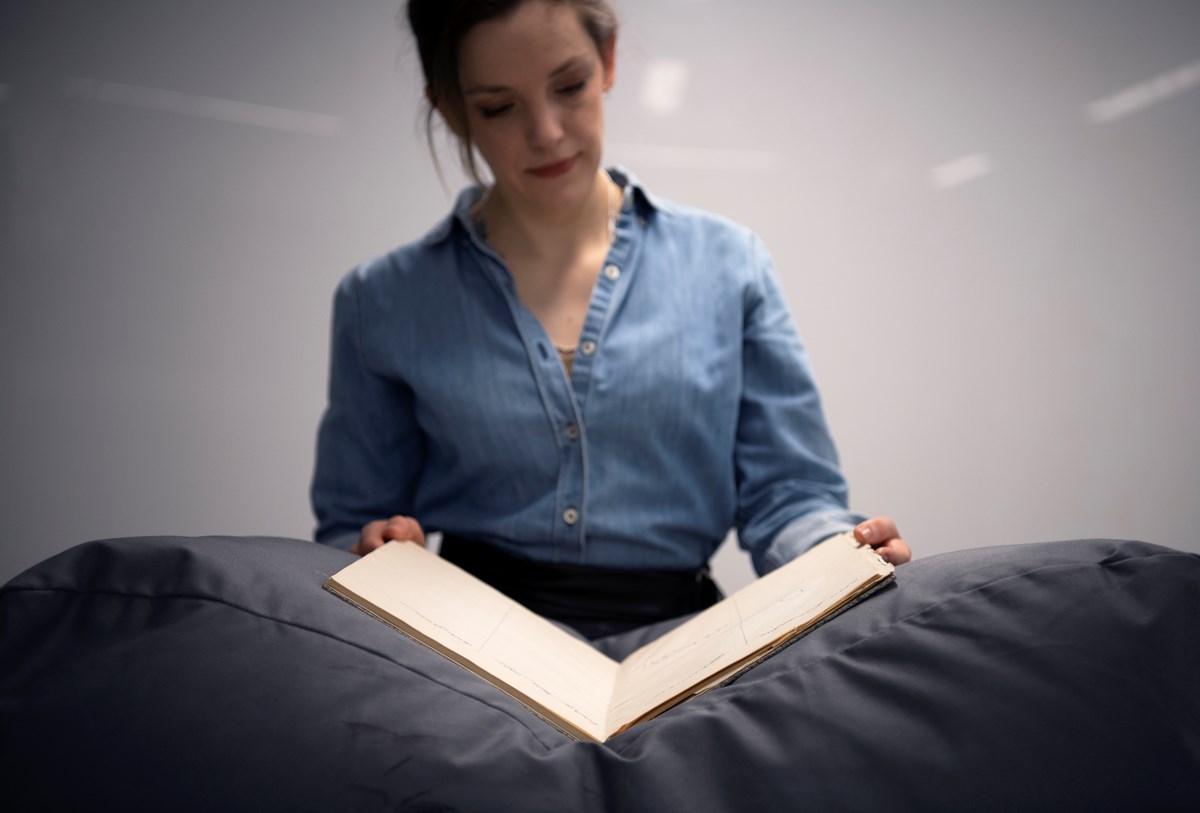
[463,55,591,96]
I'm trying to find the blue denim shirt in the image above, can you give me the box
[312,167,865,574]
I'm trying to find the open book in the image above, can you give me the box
[324,533,894,742]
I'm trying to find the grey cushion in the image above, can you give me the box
[2,535,1197,811]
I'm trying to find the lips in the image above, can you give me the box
[527,156,578,178]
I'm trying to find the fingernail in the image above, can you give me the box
[858,525,873,542]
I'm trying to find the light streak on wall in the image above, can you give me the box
[62,78,342,137]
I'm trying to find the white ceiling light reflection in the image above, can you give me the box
[930,153,993,191]
[640,58,690,116]
[1086,59,1200,123]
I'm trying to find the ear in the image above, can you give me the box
[600,33,617,91]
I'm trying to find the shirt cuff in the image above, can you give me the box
[753,509,869,575]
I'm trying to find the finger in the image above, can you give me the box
[351,536,386,556]
[854,516,900,548]
[360,519,388,548]
[383,516,426,546]
[876,538,913,566]
[350,520,389,557]
[349,538,384,555]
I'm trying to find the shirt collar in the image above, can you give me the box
[420,164,666,247]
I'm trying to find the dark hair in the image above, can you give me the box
[405,0,618,183]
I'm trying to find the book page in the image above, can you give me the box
[605,534,892,735]
[326,542,619,742]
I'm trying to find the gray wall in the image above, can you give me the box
[2,0,1197,592]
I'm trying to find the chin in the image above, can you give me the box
[522,160,596,203]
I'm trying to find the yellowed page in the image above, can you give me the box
[326,542,619,741]
[605,534,892,736]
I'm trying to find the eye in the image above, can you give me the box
[478,103,513,119]
[557,80,587,96]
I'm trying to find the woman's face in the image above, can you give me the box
[453,0,615,214]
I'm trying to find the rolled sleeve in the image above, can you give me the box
[310,268,425,547]
[734,234,867,574]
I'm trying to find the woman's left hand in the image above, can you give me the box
[854,516,912,565]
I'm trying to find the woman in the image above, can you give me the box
[312,0,910,639]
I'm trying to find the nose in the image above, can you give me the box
[525,100,563,149]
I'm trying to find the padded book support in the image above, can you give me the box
[2,535,1198,811]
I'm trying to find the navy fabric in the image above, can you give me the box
[2,535,1197,811]
[440,533,722,639]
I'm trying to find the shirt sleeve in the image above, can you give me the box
[734,233,867,574]
[310,269,425,550]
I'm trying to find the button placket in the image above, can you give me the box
[547,193,640,555]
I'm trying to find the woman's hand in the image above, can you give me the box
[854,516,911,565]
[350,515,426,556]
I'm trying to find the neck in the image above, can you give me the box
[483,170,616,263]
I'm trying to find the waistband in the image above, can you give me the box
[439,535,722,640]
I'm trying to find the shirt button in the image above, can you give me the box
[564,424,580,440]
[603,264,621,281]
[562,508,579,525]
[580,340,597,356]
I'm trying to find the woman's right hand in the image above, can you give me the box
[350,515,426,556]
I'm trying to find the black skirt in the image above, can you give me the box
[439,535,722,640]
